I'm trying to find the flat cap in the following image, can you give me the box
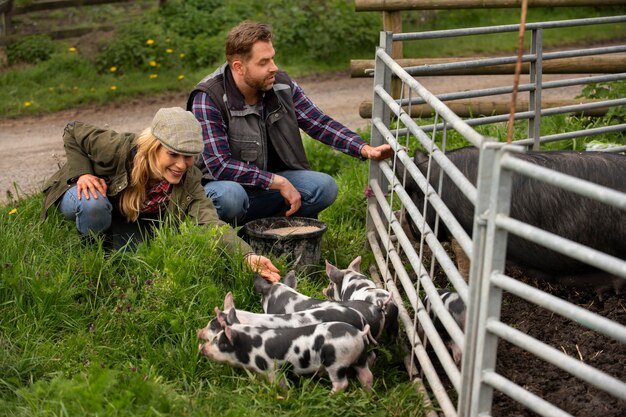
[151,107,203,156]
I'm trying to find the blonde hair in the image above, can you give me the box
[118,128,164,222]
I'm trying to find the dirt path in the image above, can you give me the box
[0,72,583,203]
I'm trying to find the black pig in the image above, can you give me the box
[401,146,626,293]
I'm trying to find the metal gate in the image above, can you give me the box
[365,16,626,417]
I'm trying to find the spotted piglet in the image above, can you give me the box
[324,256,399,340]
[254,271,386,341]
[198,308,374,393]
[423,289,466,365]
[196,292,370,343]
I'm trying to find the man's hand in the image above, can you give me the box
[270,174,301,217]
[76,174,107,200]
[361,144,393,161]
[245,254,281,283]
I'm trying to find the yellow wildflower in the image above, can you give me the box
[68,47,77,53]
[110,86,117,91]
[8,208,17,215]
[149,74,158,79]
[110,66,117,73]
[177,74,185,81]
[165,48,173,54]
[179,53,185,59]
[146,39,154,45]
[24,101,32,107]
[149,60,157,67]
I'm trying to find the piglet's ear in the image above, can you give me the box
[224,326,234,344]
[215,307,228,329]
[254,273,271,295]
[283,270,297,289]
[224,292,235,310]
[227,308,239,324]
[348,256,362,272]
[326,262,344,285]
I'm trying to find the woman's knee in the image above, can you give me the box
[76,195,113,234]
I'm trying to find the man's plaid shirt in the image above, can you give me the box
[191,80,367,190]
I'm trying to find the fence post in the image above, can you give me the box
[460,143,521,416]
[383,10,403,98]
[529,28,543,149]
[366,31,393,239]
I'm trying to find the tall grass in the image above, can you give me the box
[0,143,429,416]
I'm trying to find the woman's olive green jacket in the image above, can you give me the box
[41,121,253,256]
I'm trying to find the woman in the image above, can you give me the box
[41,107,280,282]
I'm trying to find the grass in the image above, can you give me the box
[0,136,433,416]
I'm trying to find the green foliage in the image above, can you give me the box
[6,34,58,65]
[95,19,188,75]
[13,365,189,415]
[183,32,227,70]
[0,187,431,416]
[1,4,625,117]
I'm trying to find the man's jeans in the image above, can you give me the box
[203,170,338,226]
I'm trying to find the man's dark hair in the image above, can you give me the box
[226,21,273,64]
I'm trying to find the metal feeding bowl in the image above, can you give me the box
[244,217,328,271]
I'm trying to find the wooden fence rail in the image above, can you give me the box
[356,0,626,12]
[351,55,626,77]
[0,0,161,42]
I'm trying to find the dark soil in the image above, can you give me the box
[417,244,625,416]
[492,279,626,417]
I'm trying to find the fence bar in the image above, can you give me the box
[369,180,464,354]
[487,319,626,399]
[390,16,626,40]
[366,200,463,389]
[367,232,459,417]
[491,272,626,343]
[402,46,626,76]
[369,178,467,348]
[513,123,626,147]
[376,49,487,146]
[377,158,471,297]
[481,372,573,417]
[374,120,475,264]
[392,98,626,136]
[396,73,626,108]
[496,215,626,278]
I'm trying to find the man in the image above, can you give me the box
[187,21,392,226]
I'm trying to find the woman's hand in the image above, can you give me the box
[245,254,281,283]
[76,174,107,200]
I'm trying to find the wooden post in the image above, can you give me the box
[383,10,403,98]
[0,0,13,38]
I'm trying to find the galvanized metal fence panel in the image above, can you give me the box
[366,15,626,417]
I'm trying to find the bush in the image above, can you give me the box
[6,34,58,65]
[183,32,226,70]
[96,19,186,74]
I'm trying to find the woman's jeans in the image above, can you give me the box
[58,185,155,249]
[203,170,338,226]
